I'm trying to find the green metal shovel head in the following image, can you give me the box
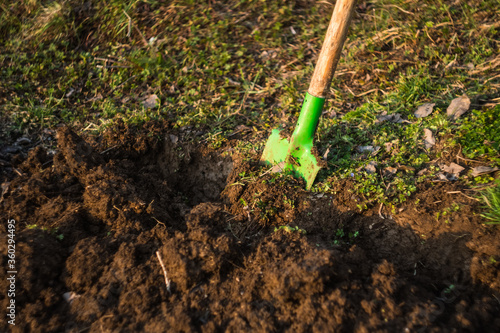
[261,93,326,190]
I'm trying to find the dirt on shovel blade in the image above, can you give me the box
[1,123,499,332]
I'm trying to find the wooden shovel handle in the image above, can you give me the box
[308,0,357,98]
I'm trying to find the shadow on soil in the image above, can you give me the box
[1,124,499,332]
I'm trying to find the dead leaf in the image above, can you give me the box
[447,95,470,120]
[375,111,391,124]
[441,162,465,175]
[423,128,435,149]
[372,146,381,155]
[364,161,377,174]
[235,125,252,132]
[142,94,160,108]
[398,165,415,172]
[384,166,397,177]
[438,162,464,181]
[390,113,403,123]
[471,166,499,177]
[436,173,449,181]
[375,112,410,124]
[414,103,435,118]
[417,168,428,176]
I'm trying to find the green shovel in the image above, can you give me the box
[261,0,357,189]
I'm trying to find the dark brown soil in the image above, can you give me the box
[1,123,499,332]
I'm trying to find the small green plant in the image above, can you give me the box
[25,224,64,240]
[443,284,456,295]
[435,202,461,223]
[274,225,306,234]
[332,228,360,245]
[479,181,500,225]
[283,195,295,209]
[239,198,248,207]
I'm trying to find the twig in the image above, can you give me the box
[446,191,480,202]
[99,145,119,155]
[152,216,166,228]
[378,203,385,219]
[259,166,275,177]
[424,26,436,45]
[109,74,138,95]
[355,88,379,97]
[96,65,131,69]
[383,4,415,16]
[95,57,119,63]
[122,10,132,38]
[156,250,171,294]
[122,10,148,46]
[456,155,481,163]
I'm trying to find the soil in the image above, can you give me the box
[1,122,499,332]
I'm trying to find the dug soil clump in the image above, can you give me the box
[1,124,499,332]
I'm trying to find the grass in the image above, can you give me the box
[480,179,500,224]
[1,0,499,219]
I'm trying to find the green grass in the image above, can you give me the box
[1,0,499,216]
[480,180,500,225]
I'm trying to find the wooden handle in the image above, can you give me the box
[308,0,357,98]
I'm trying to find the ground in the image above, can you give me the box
[0,0,499,332]
[1,124,499,332]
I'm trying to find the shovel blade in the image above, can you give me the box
[260,129,322,190]
[260,129,290,167]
